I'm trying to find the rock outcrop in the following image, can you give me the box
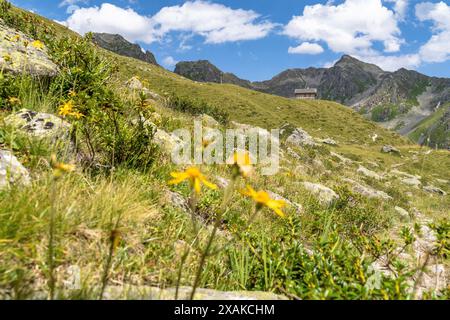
[0,23,58,77]
[92,33,158,65]
[302,182,339,205]
[4,109,71,140]
[285,128,317,147]
[343,178,392,200]
[0,150,30,188]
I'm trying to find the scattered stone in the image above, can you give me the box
[166,191,189,212]
[199,114,220,128]
[436,178,449,185]
[342,178,392,200]
[366,161,380,168]
[394,206,410,222]
[287,147,301,160]
[357,165,383,180]
[230,121,252,130]
[390,162,405,169]
[381,145,400,154]
[302,182,339,205]
[215,176,230,189]
[0,150,31,189]
[414,264,447,299]
[330,152,353,165]
[312,158,326,171]
[319,138,337,146]
[4,109,71,140]
[391,170,422,188]
[125,76,160,99]
[0,23,58,77]
[286,128,317,147]
[401,177,421,188]
[391,169,421,180]
[423,185,447,196]
[153,129,182,154]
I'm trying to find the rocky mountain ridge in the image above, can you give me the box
[174,56,450,148]
[92,32,158,66]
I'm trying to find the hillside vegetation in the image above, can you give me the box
[174,57,450,146]
[0,1,449,300]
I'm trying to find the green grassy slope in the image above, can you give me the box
[112,53,408,146]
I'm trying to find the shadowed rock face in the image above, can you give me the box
[92,33,158,65]
[174,60,253,88]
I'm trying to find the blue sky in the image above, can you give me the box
[10,0,450,81]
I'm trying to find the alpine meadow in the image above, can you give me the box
[0,0,449,302]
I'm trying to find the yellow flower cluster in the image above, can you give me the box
[169,167,217,194]
[50,154,75,178]
[58,100,84,119]
[8,97,21,105]
[3,54,12,63]
[169,151,286,218]
[31,40,44,50]
[241,185,286,218]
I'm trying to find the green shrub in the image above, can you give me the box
[166,94,229,124]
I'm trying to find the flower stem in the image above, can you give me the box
[189,178,236,300]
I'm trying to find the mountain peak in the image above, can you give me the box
[91,32,158,65]
[334,54,384,74]
[335,54,359,64]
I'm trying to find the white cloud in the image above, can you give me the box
[61,1,276,45]
[353,53,421,71]
[284,0,402,54]
[416,1,450,63]
[150,1,276,44]
[162,56,178,68]
[385,0,409,20]
[288,42,324,54]
[61,3,156,43]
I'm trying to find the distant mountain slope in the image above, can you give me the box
[92,33,158,65]
[174,56,450,143]
[408,103,450,150]
[174,60,252,89]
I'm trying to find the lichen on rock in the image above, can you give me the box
[4,108,71,140]
[0,22,58,77]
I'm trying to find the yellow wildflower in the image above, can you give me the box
[12,35,20,42]
[58,100,74,117]
[241,185,286,218]
[228,150,253,178]
[3,54,12,63]
[31,40,44,50]
[110,229,121,251]
[58,100,84,119]
[8,97,21,105]
[169,166,217,194]
[68,90,76,97]
[50,154,75,177]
